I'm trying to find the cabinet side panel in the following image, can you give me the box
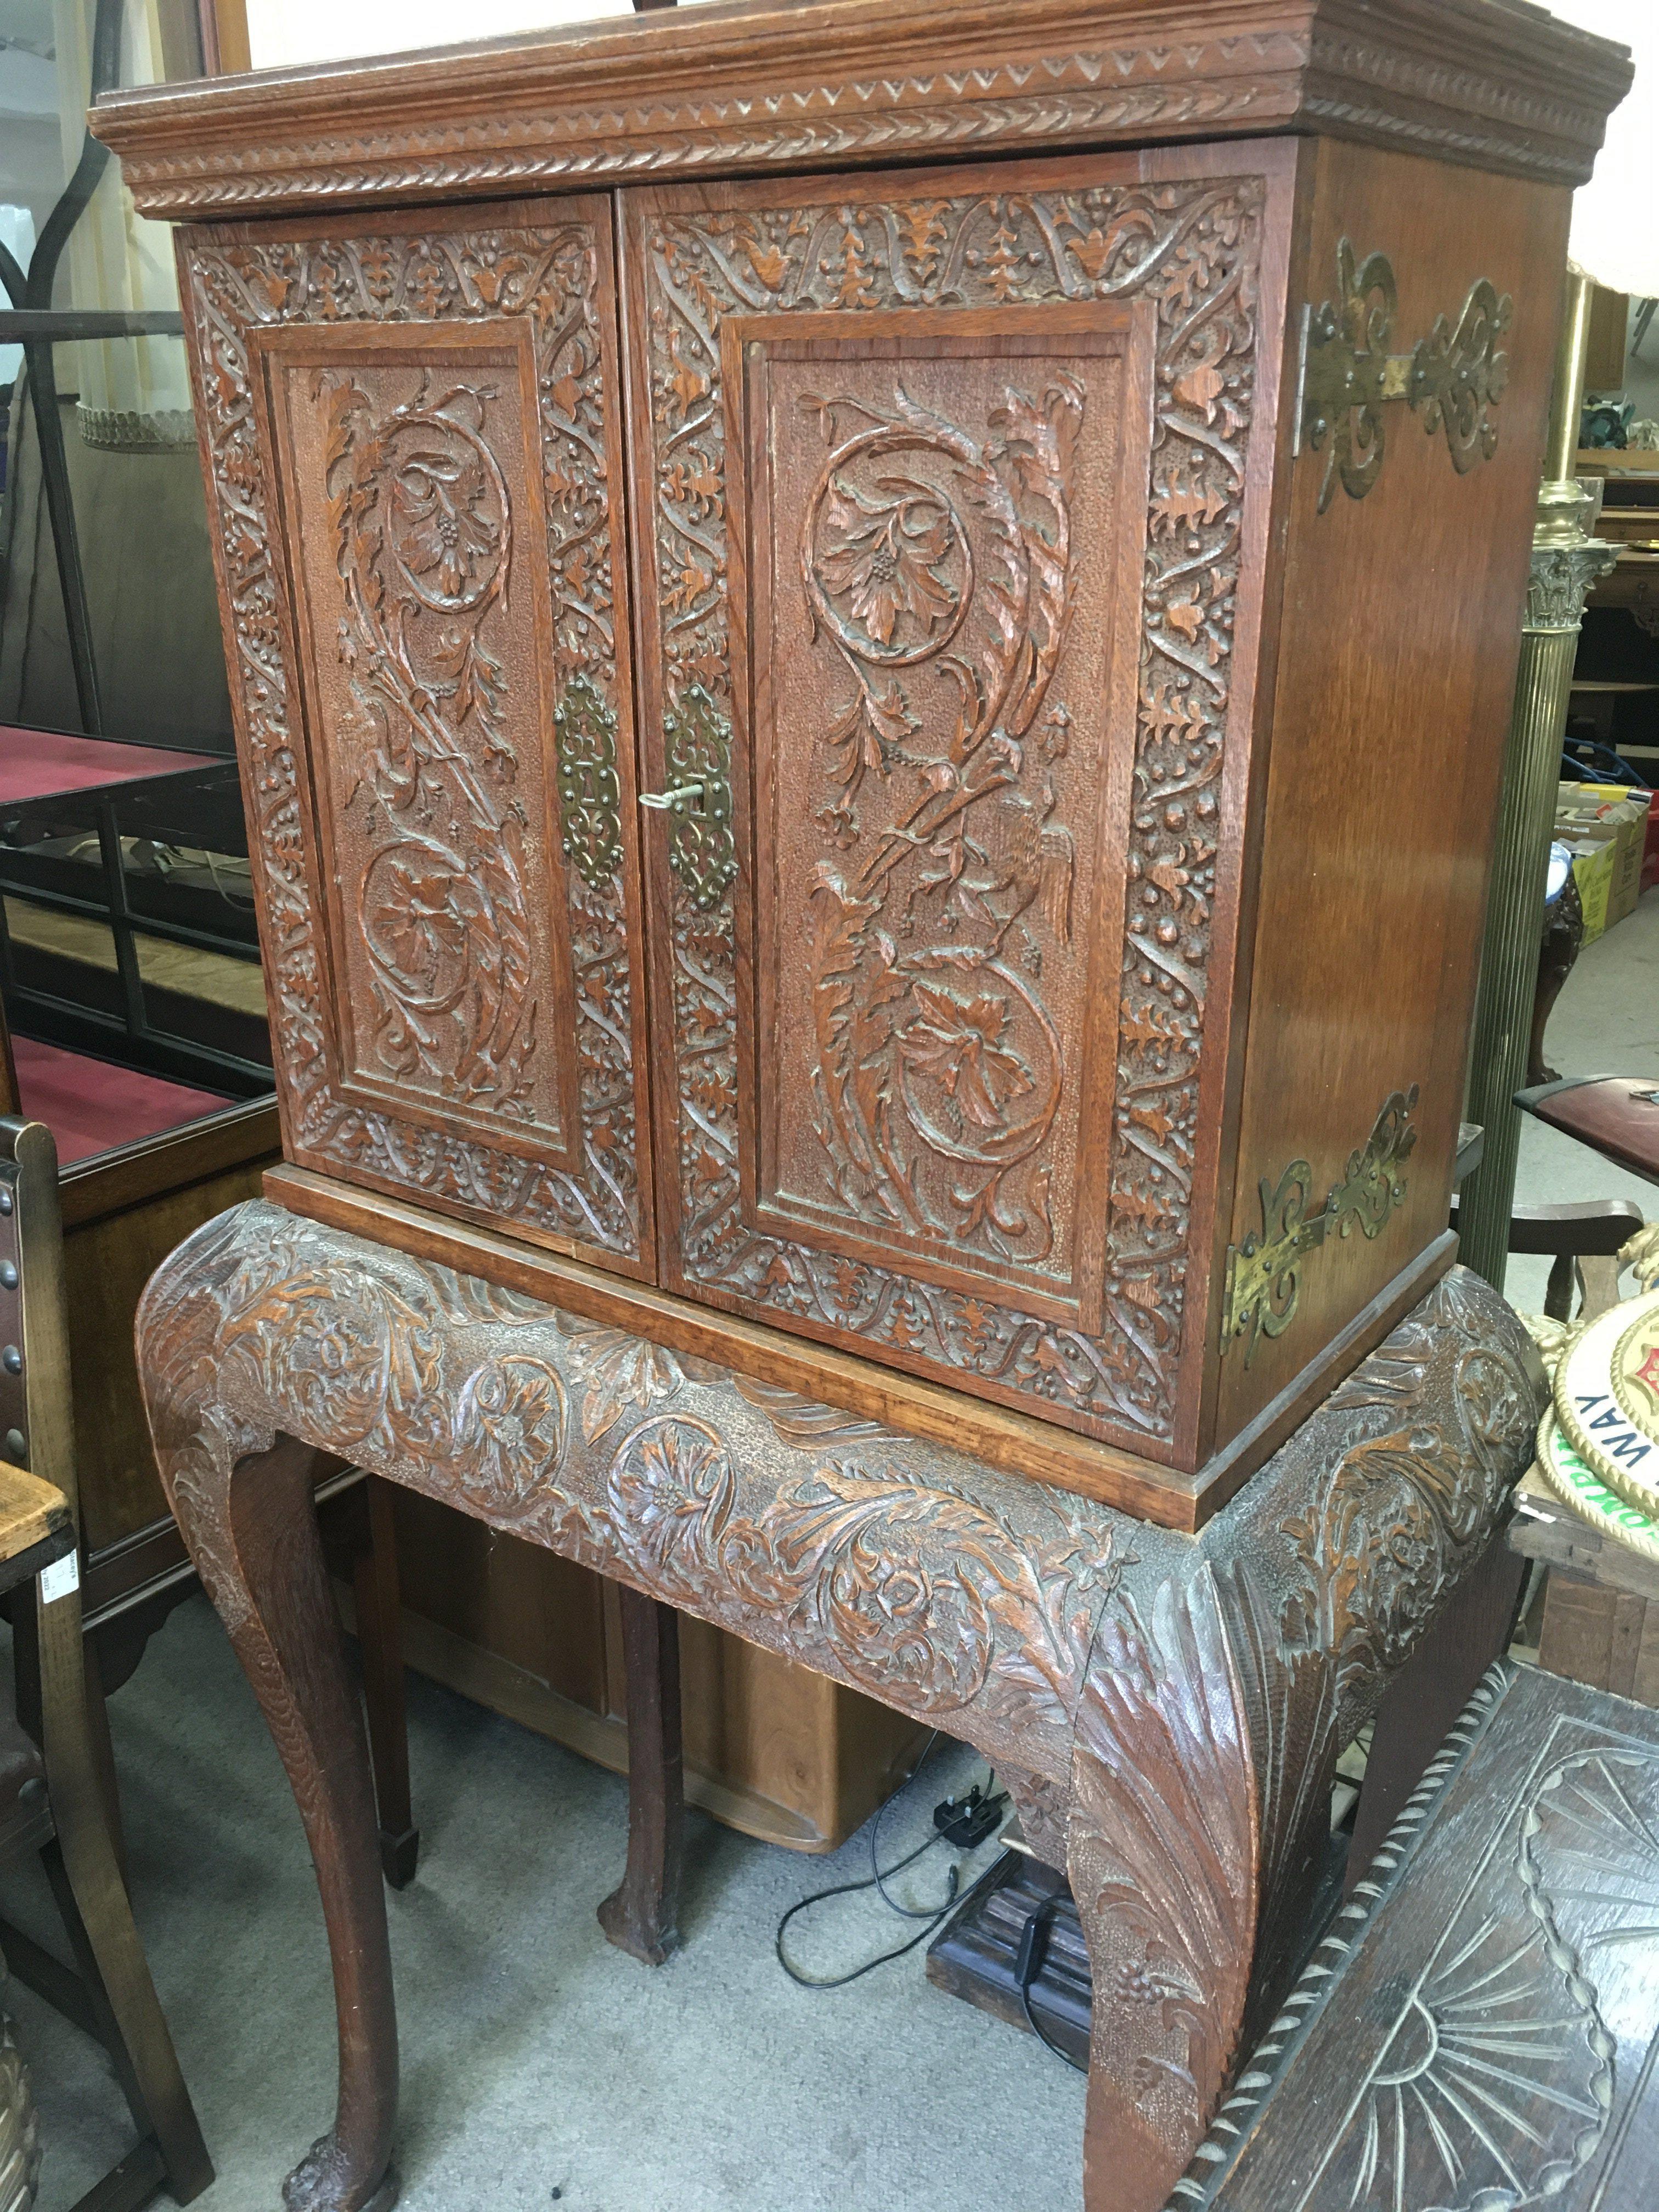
[177,197,656,1275]
[1214,140,1569,1446]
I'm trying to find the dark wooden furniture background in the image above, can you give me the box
[378,1502,929,1850]
[1164,1660,1659,2212]
[0,737,269,1097]
[88,5,1632,2212]
[1515,1491,1659,1705]
[1579,461,1659,787]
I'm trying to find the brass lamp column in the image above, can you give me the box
[1459,269,1616,1290]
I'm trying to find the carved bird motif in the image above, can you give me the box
[953,775,1075,948]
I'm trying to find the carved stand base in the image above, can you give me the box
[135,1204,1543,2212]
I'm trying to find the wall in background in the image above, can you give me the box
[244,0,721,74]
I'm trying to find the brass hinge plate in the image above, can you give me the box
[1221,1086,1421,1362]
[1296,240,1512,512]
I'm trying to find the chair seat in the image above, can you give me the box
[11,1036,230,1165]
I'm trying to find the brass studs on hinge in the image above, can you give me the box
[1221,1086,1421,1362]
[1296,241,1513,512]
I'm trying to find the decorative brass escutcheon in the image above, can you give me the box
[657,683,737,911]
[1296,241,1512,512]
[554,670,625,889]
[1221,1085,1421,1362]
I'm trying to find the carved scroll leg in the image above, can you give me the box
[171,1435,398,2212]
[1066,1567,1258,2212]
[597,1585,685,1967]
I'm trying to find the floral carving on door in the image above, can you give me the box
[183,207,650,1262]
[631,167,1269,1445]
[792,379,1078,1272]
[321,373,538,1113]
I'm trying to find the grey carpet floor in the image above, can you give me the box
[24,888,1659,2212]
[1505,884,1659,1314]
[18,1595,1081,2212]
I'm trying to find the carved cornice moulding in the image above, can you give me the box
[89,0,1630,220]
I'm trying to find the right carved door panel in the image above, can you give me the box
[623,151,1290,1458]
[741,308,1150,1333]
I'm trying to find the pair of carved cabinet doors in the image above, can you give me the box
[180,137,1459,1514]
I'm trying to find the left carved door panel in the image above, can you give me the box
[180,200,655,1273]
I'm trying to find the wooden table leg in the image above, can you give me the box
[597,1586,685,1967]
[166,1434,398,2212]
[352,1476,419,1891]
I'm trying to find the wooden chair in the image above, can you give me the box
[0,1455,78,2212]
[0,1000,421,1888]
[0,1119,210,2212]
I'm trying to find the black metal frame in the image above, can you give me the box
[0,0,272,1098]
[0,0,178,734]
[0,759,269,1093]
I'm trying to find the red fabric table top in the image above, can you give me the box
[12,1035,231,1165]
[0,725,222,805]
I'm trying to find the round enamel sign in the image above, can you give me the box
[1555,1289,1659,1520]
[1534,1408,1659,1568]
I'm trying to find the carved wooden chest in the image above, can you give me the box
[1167,1660,1659,2212]
[92,0,1631,1530]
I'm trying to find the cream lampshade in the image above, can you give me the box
[1551,0,1658,300]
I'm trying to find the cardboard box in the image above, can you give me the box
[1562,834,1617,942]
[1557,782,1650,937]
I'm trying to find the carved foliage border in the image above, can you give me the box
[639,173,1266,1443]
[184,217,642,1256]
[137,1201,1127,1757]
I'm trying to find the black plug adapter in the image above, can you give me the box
[933,1784,1003,1851]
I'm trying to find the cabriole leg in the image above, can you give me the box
[169,1432,397,2212]
[1066,1567,1257,2212]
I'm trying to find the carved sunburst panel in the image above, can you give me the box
[181,201,651,1267]
[625,152,1288,1453]
[1304,1729,1659,2212]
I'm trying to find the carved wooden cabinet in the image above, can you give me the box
[93,0,1632,1532]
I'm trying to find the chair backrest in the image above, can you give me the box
[0,1116,74,1526]
[0,990,20,1122]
